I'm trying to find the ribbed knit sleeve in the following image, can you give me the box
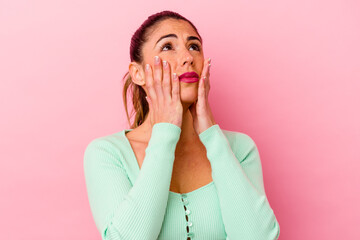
[199,124,280,240]
[83,122,181,240]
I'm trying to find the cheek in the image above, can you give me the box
[166,59,176,68]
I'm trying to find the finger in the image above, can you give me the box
[171,72,180,103]
[144,63,157,103]
[197,58,210,106]
[200,58,211,100]
[162,60,171,102]
[205,58,211,99]
[199,58,208,80]
[153,56,164,105]
[198,74,206,107]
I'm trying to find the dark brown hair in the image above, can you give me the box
[122,10,203,129]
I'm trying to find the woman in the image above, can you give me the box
[84,10,280,240]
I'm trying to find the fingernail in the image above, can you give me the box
[162,60,167,68]
[155,56,160,64]
[208,58,211,64]
[173,72,177,79]
[146,64,150,71]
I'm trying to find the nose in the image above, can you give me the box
[180,49,194,66]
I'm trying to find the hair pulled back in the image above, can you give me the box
[122,10,202,129]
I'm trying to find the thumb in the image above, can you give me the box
[145,96,154,126]
[189,102,196,118]
[145,96,152,111]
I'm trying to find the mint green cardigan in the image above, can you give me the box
[84,123,280,239]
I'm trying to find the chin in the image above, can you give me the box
[180,91,198,105]
[180,84,198,101]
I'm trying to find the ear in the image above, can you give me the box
[128,62,145,86]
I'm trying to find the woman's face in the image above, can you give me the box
[139,18,205,103]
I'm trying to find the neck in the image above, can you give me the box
[136,103,198,147]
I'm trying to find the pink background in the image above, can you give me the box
[1,0,359,239]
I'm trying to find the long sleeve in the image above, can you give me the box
[199,124,280,240]
[83,122,181,240]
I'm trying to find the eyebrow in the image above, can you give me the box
[154,33,202,47]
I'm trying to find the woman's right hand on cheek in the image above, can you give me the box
[144,55,183,129]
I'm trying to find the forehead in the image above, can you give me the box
[147,19,198,41]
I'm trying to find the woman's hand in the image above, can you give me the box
[189,58,216,135]
[144,55,183,129]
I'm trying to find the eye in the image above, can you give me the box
[189,43,201,51]
[161,42,173,51]
[160,42,202,52]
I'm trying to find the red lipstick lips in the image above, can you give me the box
[178,71,199,83]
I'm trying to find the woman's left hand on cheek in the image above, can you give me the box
[189,57,217,135]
